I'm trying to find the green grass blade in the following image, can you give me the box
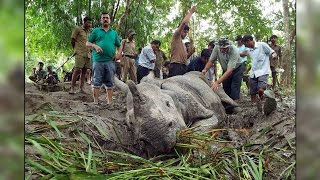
[86,144,93,172]
[26,159,55,175]
[48,120,65,138]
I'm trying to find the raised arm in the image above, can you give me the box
[176,6,196,34]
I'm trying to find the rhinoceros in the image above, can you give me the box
[114,71,239,157]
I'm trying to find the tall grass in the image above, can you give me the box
[25,111,295,179]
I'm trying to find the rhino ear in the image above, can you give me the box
[127,80,143,105]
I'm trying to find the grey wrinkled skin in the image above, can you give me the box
[114,71,238,157]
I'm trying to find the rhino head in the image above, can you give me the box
[115,78,186,157]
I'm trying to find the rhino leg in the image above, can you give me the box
[191,115,219,133]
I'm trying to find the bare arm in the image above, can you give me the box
[115,46,122,60]
[211,68,234,90]
[86,41,103,54]
[71,38,76,49]
[176,6,196,34]
[202,60,213,74]
[240,50,249,57]
[213,63,217,81]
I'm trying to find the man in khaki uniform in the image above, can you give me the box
[69,16,92,94]
[120,29,137,83]
[269,35,282,89]
[154,49,167,78]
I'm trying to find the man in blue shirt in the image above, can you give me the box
[136,40,161,83]
[187,48,212,72]
[242,35,277,110]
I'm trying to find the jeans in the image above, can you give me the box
[222,63,245,100]
[92,61,115,89]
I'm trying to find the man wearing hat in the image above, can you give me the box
[120,29,138,83]
[202,37,245,112]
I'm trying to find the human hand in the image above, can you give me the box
[272,52,277,59]
[191,46,195,54]
[211,81,219,90]
[190,5,196,13]
[94,45,103,54]
[114,53,122,60]
[201,69,207,75]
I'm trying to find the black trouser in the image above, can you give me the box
[222,63,246,101]
[168,63,187,77]
[137,65,152,83]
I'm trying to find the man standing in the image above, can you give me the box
[202,37,244,104]
[136,40,161,83]
[154,48,167,79]
[235,35,250,90]
[120,29,137,83]
[70,16,92,94]
[269,35,282,89]
[242,35,277,110]
[168,6,196,77]
[86,13,122,104]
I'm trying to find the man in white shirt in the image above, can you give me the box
[136,40,161,83]
[242,35,277,109]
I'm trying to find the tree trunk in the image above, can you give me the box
[88,0,91,17]
[281,0,292,86]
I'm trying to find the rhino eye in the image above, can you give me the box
[166,101,170,107]
[168,122,173,127]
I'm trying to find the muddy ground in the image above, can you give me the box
[25,81,296,178]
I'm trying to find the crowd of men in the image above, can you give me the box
[29,5,282,111]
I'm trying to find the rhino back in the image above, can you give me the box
[166,74,226,121]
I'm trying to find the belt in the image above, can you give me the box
[124,54,136,59]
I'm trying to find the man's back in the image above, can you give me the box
[187,56,205,72]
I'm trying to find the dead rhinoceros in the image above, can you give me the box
[114,71,238,157]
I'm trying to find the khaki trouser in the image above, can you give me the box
[122,56,137,83]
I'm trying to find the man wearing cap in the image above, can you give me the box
[269,35,282,89]
[242,35,277,110]
[235,35,250,90]
[119,29,137,83]
[202,37,245,105]
[70,16,92,94]
[187,48,212,72]
[169,5,196,77]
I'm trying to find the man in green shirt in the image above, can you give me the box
[202,37,244,112]
[86,12,122,104]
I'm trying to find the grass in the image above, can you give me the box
[25,111,296,179]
